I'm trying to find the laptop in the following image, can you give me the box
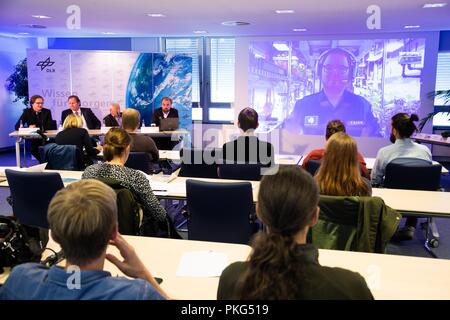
[160,117,179,131]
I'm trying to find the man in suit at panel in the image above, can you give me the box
[61,95,101,130]
[222,107,275,167]
[103,102,122,127]
[15,94,55,161]
[151,97,178,127]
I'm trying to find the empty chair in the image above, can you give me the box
[178,148,220,178]
[384,160,442,253]
[304,159,321,176]
[218,163,263,181]
[125,152,153,174]
[5,169,64,229]
[186,179,255,244]
[310,195,401,253]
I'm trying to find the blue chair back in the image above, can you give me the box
[125,152,153,174]
[218,163,263,181]
[384,161,441,191]
[186,179,255,244]
[179,148,220,178]
[305,159,321,176]
[5,169,64,229]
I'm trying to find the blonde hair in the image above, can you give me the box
[122,108,140,132]
[315,132,370,196]
[63,113,82,129]
[48,179,117,266]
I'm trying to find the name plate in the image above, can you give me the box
[100,126,113,133]
[140,127,160,133]
[18,128,39,134]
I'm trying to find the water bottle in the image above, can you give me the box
[142,119,146,128]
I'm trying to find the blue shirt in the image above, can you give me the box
[0,263,165,300]
[371,138,432,185]
[290,90,381,137]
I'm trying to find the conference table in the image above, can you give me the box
[9,128,189,167]
[2,235,450,299]
[413,133,450,147]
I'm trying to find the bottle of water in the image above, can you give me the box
[142,119,146,128]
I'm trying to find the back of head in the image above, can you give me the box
[47,179,117,266]
[103,127,131,161]
[316,132,369,196]
[236,166,319,299]
[122,108,140,132]
[238,107,258,132]
[391,113,419,138]
[325,119,346,140]
[63,113,82,129]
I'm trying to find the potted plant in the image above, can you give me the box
[418,90,450,138]
[5,58,29,107]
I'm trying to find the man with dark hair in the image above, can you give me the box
[287,48,380,137]
[301,119,369,178]
[0,179,169,300]
[151,97,178,127]
[15,95,54,161]
[61,95,101,130]
[222,107,274,166]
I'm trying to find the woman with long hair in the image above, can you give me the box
[315,132,371,196]
[217,166,373,299]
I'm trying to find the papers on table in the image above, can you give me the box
[0,163,47,176]
[176,251,229,277]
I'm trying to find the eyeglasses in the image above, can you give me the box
[323,64,349,74]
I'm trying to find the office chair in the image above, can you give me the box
[218,163,263,181]
[178,148,220,178]
[186,179,256,244]
[304,159,321,176]
[125,152,153,174]
[5,169,64,229]
[384,160,442,256]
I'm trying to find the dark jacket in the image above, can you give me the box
[311,195,401,253]
[55,127,100,157]
[61,108,101,129]
[151,107,178,127]
[217,244,374,300]
[130,133,159,161]
[15,108,54,131]
[222,135,275,166]
[42,143,82,170]
[103,114,121,127]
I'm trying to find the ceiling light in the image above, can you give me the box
[31,15,52,19]
[404,25,421,29]
[102,32,116,35]
[221,21,250,26]
[18,24,46,29]
[147,13,166,17]
[273,42,290,51]
[275,10,295,14]
[293,28,307,32]
[193,30,207,34]
[422,3,447,8]
[18,32,30,35]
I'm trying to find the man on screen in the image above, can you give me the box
[287,48,380,137]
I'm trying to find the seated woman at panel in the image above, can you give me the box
[371,113,432,241]
[82,127,178,238]
[315,132,372,196]
[122,108,159,161]
[217,166,373,300]
[55,113,101,167]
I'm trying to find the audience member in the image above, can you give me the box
[217,166,374,299]
[315,132,372,196]
[0,179,168,300]
[371,113,432,240]
[82,128,177,238]
[302,119,369,178]
[61,95,101,130]
[55,113,101,167]
[222,107,274,167]
[122,108,159,161]
[103,103,122,127]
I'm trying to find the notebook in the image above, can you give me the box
[159,117,179,131]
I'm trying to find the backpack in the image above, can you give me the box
[0,216,43,270]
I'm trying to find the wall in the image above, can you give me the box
[0,36,39,149]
